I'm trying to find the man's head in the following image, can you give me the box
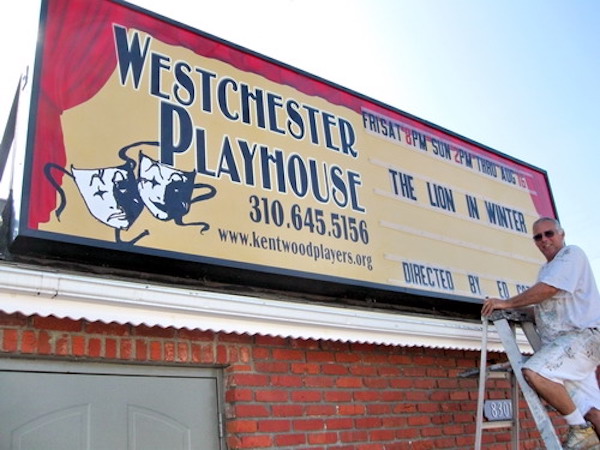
[532,217,565,261]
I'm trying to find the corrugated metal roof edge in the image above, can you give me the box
[0,262,530,352]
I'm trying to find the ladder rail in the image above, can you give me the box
[474,318,489,450]
[493,317,562,449]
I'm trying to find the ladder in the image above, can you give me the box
[469,310,562,449]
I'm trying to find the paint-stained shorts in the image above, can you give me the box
[523,328,600,414]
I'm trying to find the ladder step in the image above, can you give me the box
[482,420,513,429]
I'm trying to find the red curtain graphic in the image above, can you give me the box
[28,0,365,229]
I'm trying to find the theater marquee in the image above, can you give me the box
[12,0,557,304]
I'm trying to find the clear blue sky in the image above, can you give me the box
[1,0,599,277]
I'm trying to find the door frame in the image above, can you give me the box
[0,357,227,449]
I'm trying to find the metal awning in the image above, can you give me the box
[0,262,526,351]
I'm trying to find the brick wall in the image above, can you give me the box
[0,311,556,449]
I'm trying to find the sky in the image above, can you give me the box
[1,0,599,278]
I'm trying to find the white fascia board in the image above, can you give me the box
[0,263,528,352]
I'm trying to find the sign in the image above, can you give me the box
[484,399,513,421]
[13,0,556,304]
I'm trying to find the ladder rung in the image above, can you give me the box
[482,420,513,429]
[487,371,510,379]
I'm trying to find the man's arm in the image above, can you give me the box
[481,282,559,316]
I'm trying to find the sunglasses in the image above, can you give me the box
[533,230,555,242]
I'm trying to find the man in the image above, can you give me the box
[482,217,600,449]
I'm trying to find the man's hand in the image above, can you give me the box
[481,297,510,316]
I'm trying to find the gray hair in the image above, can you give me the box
[533,217,563,233]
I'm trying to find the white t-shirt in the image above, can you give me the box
[534,245,600,343]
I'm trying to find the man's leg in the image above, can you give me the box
[523,368,579,415]
[585,408,600,439]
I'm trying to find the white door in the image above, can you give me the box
[0,360,224,450]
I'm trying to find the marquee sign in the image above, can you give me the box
[13,0,557,303]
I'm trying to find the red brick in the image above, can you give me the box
[274,433,306,447]
[437,378,460,389]
[324,391,352,402]
[72,336,85,356]
[292,418,324,431]
[88,337,102,357]
[230,374,269,387]
[381,390,405,402]
[394,403,417,414]
[363,378,388,388]
[216,344,228,364]
[308,432,337,444]
[226,388,254,403]
[272,404,304,417]
[254,361,289,373]
[443,424,466,435]
[177,342,189,362]
[292,338,320,350]
[149,341,162,361]
[21,330,37,353]
[433,437,458,448]
[336,376,363,388]
[226,364,252,373]
[218,332,252,344]
[306,404,336,416]
[135,325,175,338]
[269,375,303,387]
[378,366,401,376]
[322,364,348,375]
[105,338,117,359]
[389,378,413,389]
[252,347,270,360]
[33,316,82,332]
[0,312,28,326]
[350,365,377,376]
[366,403,391,415]
[135,339,147,361]
[290,390,322,402]
[3,329,18,351]
[405,391,429,401]
[227,420,257,433]
[163,342,175,361]
[272,348,304,361]
[403,367,427,377]
[239,435,272,448]
[291,362,320,374]
[234,404,270,418]
[177,328,214,341]
[56,335,69,355]
[449,391,469,401]
[306,350,335,362]
[304,375,334,388]
[370,429,395,441]
[389,354,413,365]
[414,378,436,389]
[408,415,431,426]
[363,353,390,364]
[85,321,129,336]
[339,404,366,415]
[200,344,214,363]
[257,419,291,433]
[336,352,361,363]
[325,417,353,429]
[120,338,132,359]
[417,402,440,413]
[254,335,287,346]
[255,390,288,402]
[340,430,369,443]
[355,417,382,429]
